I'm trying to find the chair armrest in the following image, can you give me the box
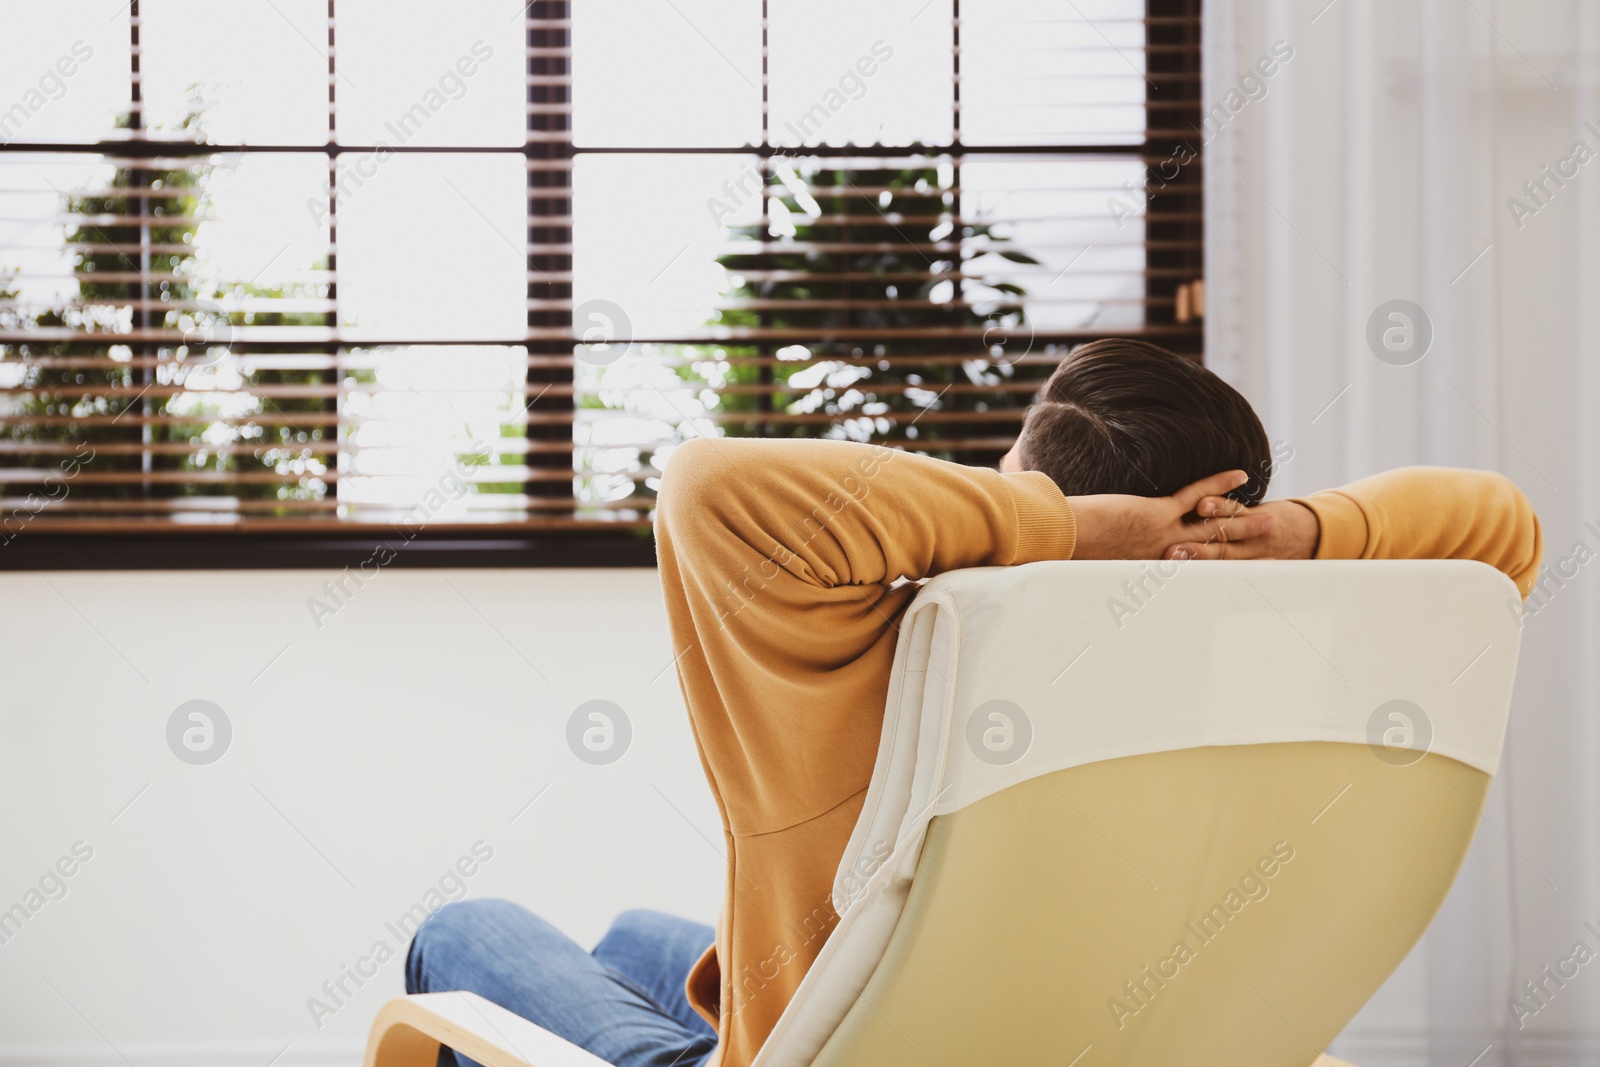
[364,992,613,1067]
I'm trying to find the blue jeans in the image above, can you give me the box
[405,900,718,1067]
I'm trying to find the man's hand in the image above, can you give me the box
[1163,495,1320,560]
[1067,470,1296,561]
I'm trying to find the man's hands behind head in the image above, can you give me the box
[1167,494,1320,561]
[1066,470,1319,562]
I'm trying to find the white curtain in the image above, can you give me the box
[1202,1,1600,1064]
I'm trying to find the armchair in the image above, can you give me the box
[366,560,1522,1067]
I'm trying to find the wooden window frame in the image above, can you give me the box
[0,0,1202,571]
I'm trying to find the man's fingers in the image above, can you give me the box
[1164,543,1248,559]
[1197,494,1249,519]
[1189,511,1276,545]
[1172,470,1249,513]
[1166,541,1238,561]
[1165,541,1282,562]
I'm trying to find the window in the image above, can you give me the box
[0,0,1202,568]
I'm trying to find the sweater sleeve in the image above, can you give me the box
[1293,466,1543,598]
[654,437,1077,832]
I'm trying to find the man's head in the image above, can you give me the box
[1001,338,1272,505]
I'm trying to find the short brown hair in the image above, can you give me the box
[1014,339,1272,504]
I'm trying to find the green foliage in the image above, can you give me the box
[677,162,1034,457]
[0,112,332,513]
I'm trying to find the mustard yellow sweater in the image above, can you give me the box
[654,438,1542,1067]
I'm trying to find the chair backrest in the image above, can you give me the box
[754,560,1523,1067]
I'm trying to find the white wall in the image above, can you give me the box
[0,568,722,1067]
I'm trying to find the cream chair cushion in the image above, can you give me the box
[755,560,1522,1067]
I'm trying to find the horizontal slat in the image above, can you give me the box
[713,239,1190,253]
[0,296,1167,319]
[0,498,654,515]
[0,326,1200,344]
[0,184,1169,204]
[0,413,342,427]
[1,498,340,513]
[0,440,605,456]
[0,380,1041,400]
[0,239,1188,257]
[948,15,1198,23]
[744,184,1176,197]
[3,245,223,257]
[0,267,1167,285]
[694,297,1168,310]
[950,102,1171,111]
[0,470,334,485]
[6,516,655,533]
[0,435,1015,457]
[519,15,1190,28]
[0,441,334,457]
[0,352,1079,371]
[704,268,1192,281]
[0,149,1194,165]
[3,214,221,227]
[0,298,336,314]
[955,72,1200,81]
[0,212,1194,230]
[0,187,197,199]
[0,467,649,485]
[948,43,1192,54]
[734,213,1198,226]
[0,153,579,171]
[1,409,1032,428]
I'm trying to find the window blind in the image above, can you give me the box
[0,0,1202,563]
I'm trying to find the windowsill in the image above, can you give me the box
[0,530,659,570]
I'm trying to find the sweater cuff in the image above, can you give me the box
[1008,471,1078,563]
[1294,489,1370,560]
[684,943,721,1027]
